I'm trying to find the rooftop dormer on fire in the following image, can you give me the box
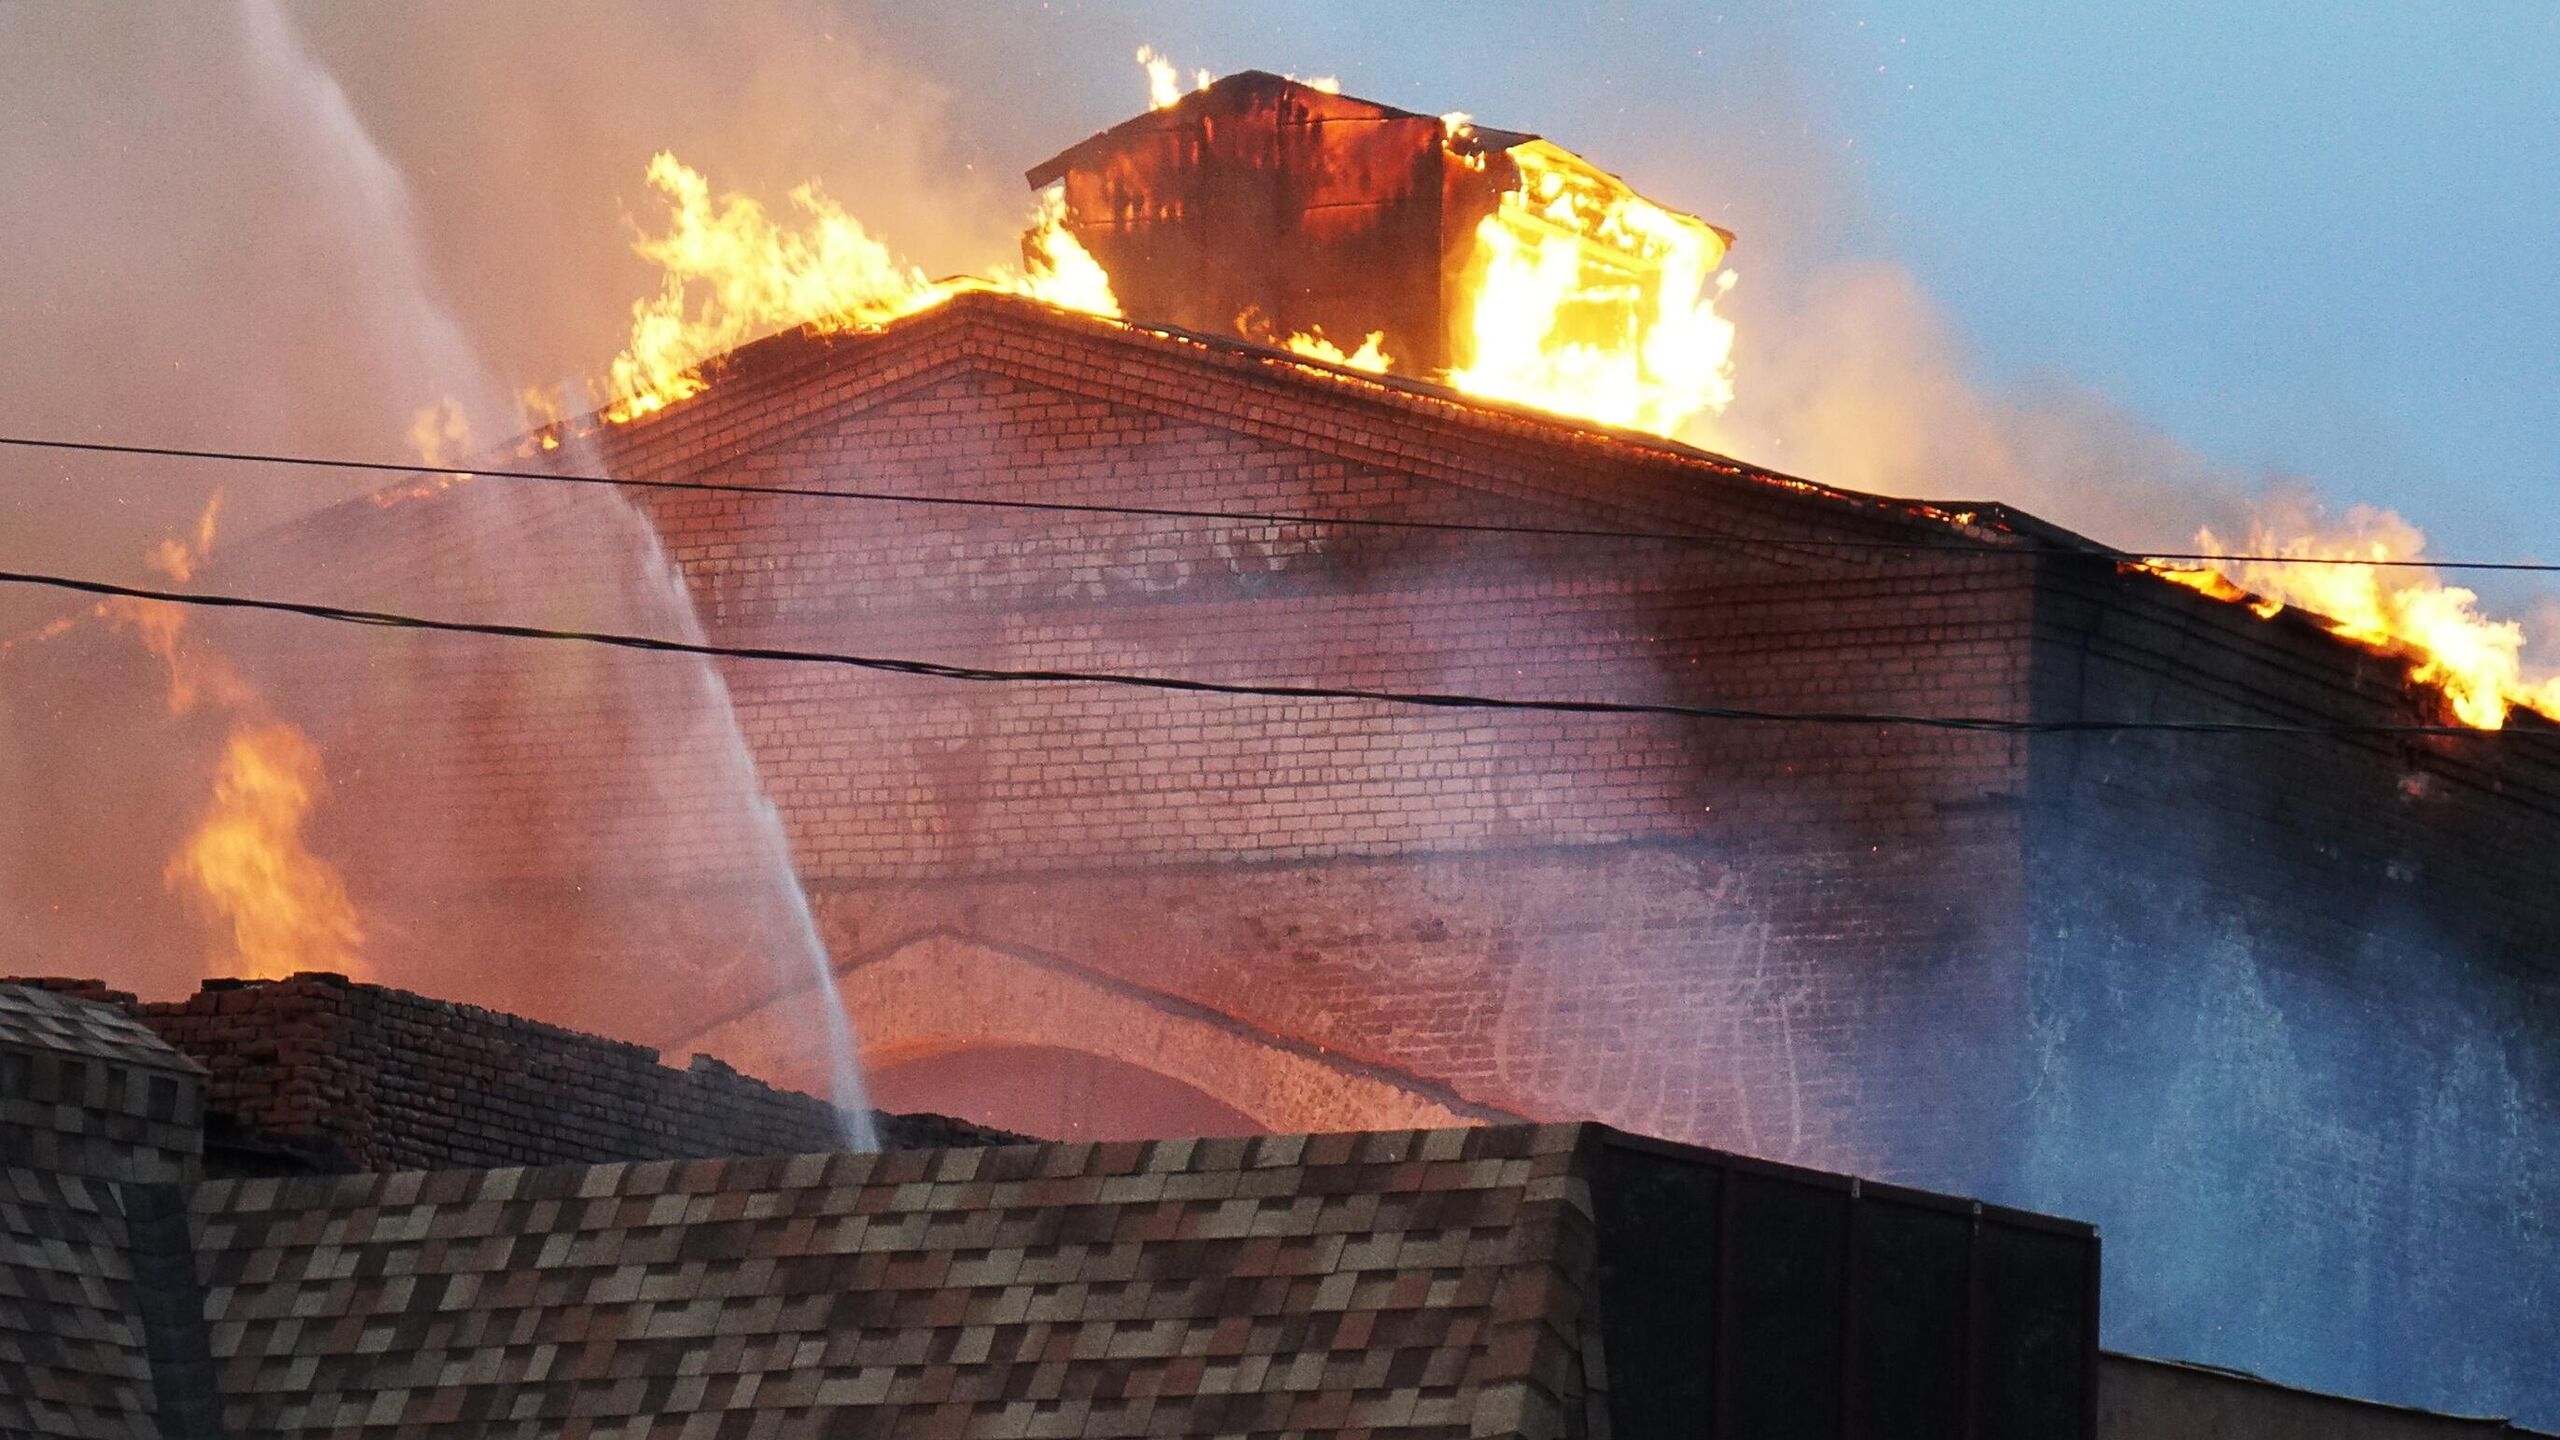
[1027,70,1738,436]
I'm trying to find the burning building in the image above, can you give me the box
[4,72,2557,1425]
[1024,69,1734,434]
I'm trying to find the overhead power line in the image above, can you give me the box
[2,565,2546,741]
[6,434,2557,576]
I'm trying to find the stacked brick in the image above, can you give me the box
[119,973,856,1173]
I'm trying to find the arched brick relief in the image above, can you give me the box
[679,930,1506,1137]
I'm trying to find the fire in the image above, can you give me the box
[2148,507,2560,729]
[596,74,1732,442]
[604,153,1118,422]
[106,499,369,978]
[1136,46,1212,110]
[1283,328,1392,373]
[166,724,365,981]
[1448,139,1739,438]
[107,497,249,715]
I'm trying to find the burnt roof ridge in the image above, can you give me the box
[233,286,2057,570]
[632,287,2055,544]
[1024,68,1531,189]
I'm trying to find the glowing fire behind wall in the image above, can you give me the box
[107,498,368,980]
[166,723,365,979]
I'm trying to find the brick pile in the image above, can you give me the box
[130,972,852,1173]
[3,973,1009,1178]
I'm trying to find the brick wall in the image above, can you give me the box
[119,973,853,1172]
[174,299,2046,1185]
[20,296,2558,1421]
[2005,560,2560,1422]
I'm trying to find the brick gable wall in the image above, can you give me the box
[175,304,2043,1184]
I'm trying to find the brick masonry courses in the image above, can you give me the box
[10,293,2557,1423]
[0,974,1014,1178]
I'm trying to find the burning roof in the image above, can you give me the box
[1027,70,1738,436]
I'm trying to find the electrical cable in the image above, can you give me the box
[5,433,2557,575]
[3,564,2547,741]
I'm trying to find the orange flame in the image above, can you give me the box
[107,497,247,715]
[604,153,1118,422]
[167,723,365,980]
[1448,139,1738,438]
[2147,507,2559,729]
[109,499,368,978]
[1282,328,1392,373]
[1136,46,1213,110]
[600,78,1731,442]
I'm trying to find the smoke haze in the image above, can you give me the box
[0,1,1021,629]
[1,2,2545,632]
[1,2,2554,1420]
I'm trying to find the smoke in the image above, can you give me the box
[0,0,2551,1406]
[1703,261,2264,550]
[0,0,1019,628]
[0,1,893,1135]
[234,0,505,442]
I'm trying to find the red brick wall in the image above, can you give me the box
[128,973,847,1172]
[20,297,2557,1421]
[168,300,2046,1184]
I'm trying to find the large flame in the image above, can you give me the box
[605,153,1118,422]
[2149,507,2560,729]
[167,724,366,980]
[106,498,369,977]
[603,77,1731,441]
[1449,137,1738,439]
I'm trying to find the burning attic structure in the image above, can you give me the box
[3,67,2557,1428]
[1026,71,1736,434]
